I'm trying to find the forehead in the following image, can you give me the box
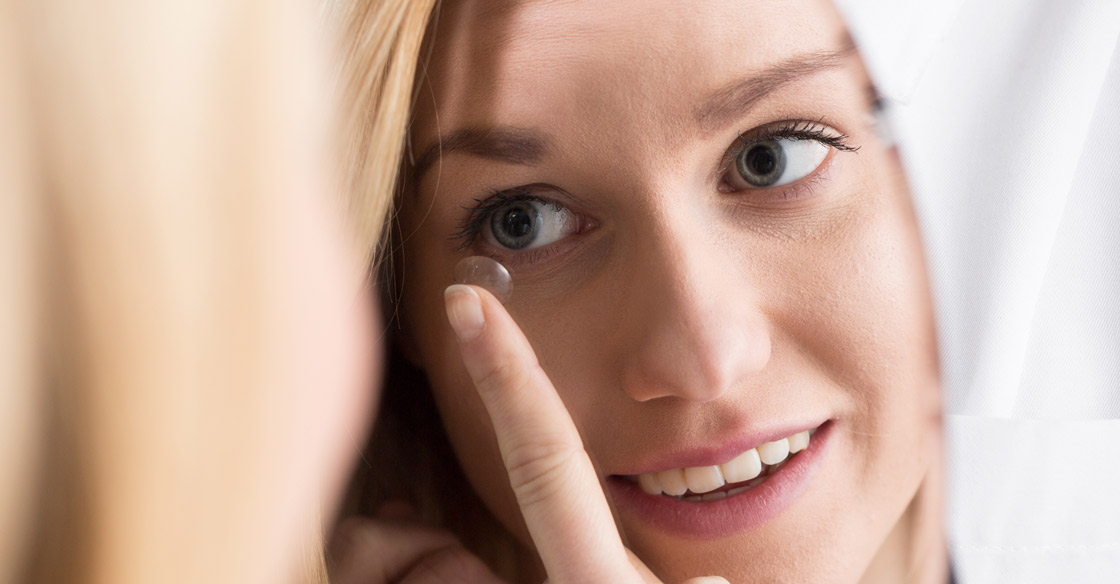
[406,1,859,195]
[412,0,849,140]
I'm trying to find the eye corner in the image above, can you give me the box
[824,133,861,154]
[449,219,482,252]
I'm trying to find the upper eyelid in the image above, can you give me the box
[718,120,857,175]
[733,120,843,152]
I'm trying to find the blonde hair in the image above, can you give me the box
[330,0,440,269]
[327,0,527,578]
[1,0,424,582]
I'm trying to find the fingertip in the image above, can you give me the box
[444,284,485,342]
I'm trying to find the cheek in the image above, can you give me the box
[401,252,536,544]
[426,338,538,544]
[777,159,936,406]
[776,165,939,488]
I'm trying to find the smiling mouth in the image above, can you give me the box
[622,427,817,503]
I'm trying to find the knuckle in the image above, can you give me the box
[474,354,541,399]
[503,442,585,508]
[472,356,519,394]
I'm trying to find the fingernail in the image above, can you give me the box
[445,284,485,342]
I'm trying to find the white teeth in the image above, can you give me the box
[757,439,791,465]
[788,430,810,454]
[683,465,725,494]
[657,468,688,496]
[720,448,762,483]
[638,472,662,495]
[631,427,815,500]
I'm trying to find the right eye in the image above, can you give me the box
[483,198,581,251]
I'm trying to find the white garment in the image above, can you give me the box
[835,1,1120,582]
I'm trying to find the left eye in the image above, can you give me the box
[483,199,580,251]
[726,137,830,190]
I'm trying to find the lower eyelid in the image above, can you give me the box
[774,171,828,200]
[475,237,570,269]
[762,151,839,202]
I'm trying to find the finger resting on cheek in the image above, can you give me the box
[444,285,557,427]
[443,285,642,584]
[445,284,583,473]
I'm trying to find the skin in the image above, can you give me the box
[391,1,943,582]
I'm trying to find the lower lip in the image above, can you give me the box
[605,420,834,540]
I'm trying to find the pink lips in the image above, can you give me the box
[606,420,833,539]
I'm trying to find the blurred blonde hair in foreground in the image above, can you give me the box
[0,0,435,582]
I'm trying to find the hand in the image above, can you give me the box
[329,502,504,584]
[443,284,727,584]
[328,284,727,584]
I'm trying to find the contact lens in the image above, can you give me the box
[454,256,512,303]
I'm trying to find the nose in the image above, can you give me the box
[617,215,771,403]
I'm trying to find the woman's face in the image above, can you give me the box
[398,0,940,582]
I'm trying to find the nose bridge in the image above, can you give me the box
[618,205,771,403]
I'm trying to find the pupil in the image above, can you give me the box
[503,208,534,238]
[748,145,776,175]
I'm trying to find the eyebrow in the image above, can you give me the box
[410,127,549,186]
[693,37,857,134]
[410,37,857,185]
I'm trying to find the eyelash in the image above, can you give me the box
[729,118,859,161]
[451,119,859,250]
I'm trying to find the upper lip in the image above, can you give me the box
[607,417,831,477]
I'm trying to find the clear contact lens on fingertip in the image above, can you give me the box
[454,256,512,303]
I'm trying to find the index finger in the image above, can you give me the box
[444,284,641,584]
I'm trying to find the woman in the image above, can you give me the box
[333,0,946,583]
